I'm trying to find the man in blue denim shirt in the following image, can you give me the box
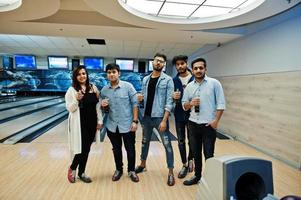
[172,55,195,179]
[101,63,139,183]
[135,53,176,186]
[182,57,225,185]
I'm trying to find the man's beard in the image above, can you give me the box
[153,66,163,72]
[178,68,187,74]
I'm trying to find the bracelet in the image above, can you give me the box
[132,120,139,124]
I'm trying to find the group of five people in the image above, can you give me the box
[65,53,225,186]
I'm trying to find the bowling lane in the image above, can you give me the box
[33,120,68,143]
[0,98,65,121]
[0,96,32,104]
[0,96,60,111]
[0,104,66,140]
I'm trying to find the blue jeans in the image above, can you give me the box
[140,116,174,169]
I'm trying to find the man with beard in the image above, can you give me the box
[135,53,175,186]
[182,58,225,185]
[172,55,195,179]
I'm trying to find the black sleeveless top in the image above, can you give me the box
[79,85,98,145]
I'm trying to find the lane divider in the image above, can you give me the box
[2,110,68,144]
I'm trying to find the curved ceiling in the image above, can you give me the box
[0,0,60,21]
[0,0,300,59]
[85,0,300,30]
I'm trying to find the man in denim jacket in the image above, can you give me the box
[135,53,176,186]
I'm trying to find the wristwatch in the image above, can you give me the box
[133,120,139,124]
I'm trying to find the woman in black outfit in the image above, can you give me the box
[65,65,103,183]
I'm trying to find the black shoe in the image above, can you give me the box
[112,170,123,181]
[183,176,200,186]
[135,166,146,174]
[128,171,139,182]
[78,173,92,183]
[178,166,188,179]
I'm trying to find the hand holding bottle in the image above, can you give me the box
[101,97,110,113]
[137,92,144,108]
[173,89,181,103]
[190,97,200,112]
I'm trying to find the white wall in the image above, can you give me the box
[187,10,301,169]
[189,14,301,77]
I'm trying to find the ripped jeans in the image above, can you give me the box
[140,116,174,169]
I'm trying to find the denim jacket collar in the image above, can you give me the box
[146,72,167,87]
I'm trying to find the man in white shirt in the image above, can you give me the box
[182,57,226,185]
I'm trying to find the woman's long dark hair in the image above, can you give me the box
[72,65,91,92]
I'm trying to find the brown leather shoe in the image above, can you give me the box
[167,174,175,186]
[128,171,139,182]
[178,166,189,179]
[112,170,123,181]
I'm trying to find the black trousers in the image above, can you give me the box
[175,121,193,164]
[70,123,95,176]
[107,128,136,172]
[188,121,216,178]
[70,136,94,176]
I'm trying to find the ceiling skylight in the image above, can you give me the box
[119,0,265,23]
[125,0,162,15]
[0,0,22,12]
[203,0,248,8]
[160,2,198,17]
[191,6,232,18]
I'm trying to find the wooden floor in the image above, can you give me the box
[0,120,300,200]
